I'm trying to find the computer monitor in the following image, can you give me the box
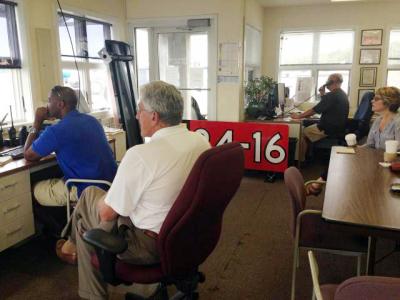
[277,83,285,105]
[264,84,279,118]
[265,83,285,118]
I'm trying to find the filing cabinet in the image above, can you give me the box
[0,170,34,252]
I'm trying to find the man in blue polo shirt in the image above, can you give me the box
[24,85,118,207]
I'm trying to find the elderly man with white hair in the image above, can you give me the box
[60,81,210,300]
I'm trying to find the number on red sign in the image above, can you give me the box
[253,132,285,164]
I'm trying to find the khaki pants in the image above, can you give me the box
[300,124,328,161]
[303,124,327,143]
[69,186,159,300]
[34,178,78,206]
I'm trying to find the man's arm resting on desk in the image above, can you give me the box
[290,108,316,119]
[24,107,48,161]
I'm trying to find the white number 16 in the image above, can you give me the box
[252,132,285,164]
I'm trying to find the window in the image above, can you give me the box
[58,13,112,111]
[279,30,354,100]
[244,25,262,83]
[135,28,151,87]
[387,30,400,87]
[0,1,26,123]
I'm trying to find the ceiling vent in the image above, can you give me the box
[187,18,211,28]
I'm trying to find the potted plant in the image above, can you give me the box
[245,75,277,118]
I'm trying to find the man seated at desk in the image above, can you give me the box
[60,81,210,299]
[24,85,117,208]
[290,73,349,161]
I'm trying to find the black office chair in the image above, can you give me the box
[311,92,374,160]
[191,97,205,120]
[345,91,374,141]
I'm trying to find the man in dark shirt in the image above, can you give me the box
[290,73,349,161]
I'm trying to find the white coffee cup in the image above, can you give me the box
[385,140,399,153]
[345,133,357,147]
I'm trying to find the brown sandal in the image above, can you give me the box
[56,239,77,265]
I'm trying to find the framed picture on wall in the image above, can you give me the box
[358,89,375,106]
[359,49,381,65]
[359,67,377,87]
[361,29,383,46]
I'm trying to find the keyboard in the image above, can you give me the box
[0,146,24,160]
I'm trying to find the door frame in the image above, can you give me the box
[128,15,217,120]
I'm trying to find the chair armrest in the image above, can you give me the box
[83,228,127,254]
[65,179,112,190]
[83,228,128,286]
[304,180,326,187]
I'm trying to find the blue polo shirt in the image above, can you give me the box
[32,110,118,196]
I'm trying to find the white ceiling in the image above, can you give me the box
[256,0,396,8]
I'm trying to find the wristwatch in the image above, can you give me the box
[29,127,38,134]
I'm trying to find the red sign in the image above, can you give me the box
[189,120,289,172]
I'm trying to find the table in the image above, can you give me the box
[322,146,400,273]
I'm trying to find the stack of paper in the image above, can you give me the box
[0,155,13,166]
[335,146,356,154]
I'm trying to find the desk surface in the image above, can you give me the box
[0,155,56,177]
[322,146,400,231]
[0,137,116,178]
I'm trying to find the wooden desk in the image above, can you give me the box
[323,146,400,230]
[0,132,126,252]
[0,156,57,252]
[322,146,400,273]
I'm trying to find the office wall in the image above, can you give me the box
[126,0,246,121]
[21,0,127,111]
[262,2,400,112]
[245,0,263,31]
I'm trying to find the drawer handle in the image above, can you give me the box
[3,203,21,214]
[0,182,18,191]
[6,226,22,236]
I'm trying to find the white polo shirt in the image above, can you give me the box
[104,124,210,233]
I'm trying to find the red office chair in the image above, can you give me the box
[284,167,368,300]
[308,250,400,300]
[83,142,245,299]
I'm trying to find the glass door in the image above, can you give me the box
[156,30,210,119]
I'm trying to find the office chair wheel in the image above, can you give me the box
[264,172,276,183]
[125,283,168,300]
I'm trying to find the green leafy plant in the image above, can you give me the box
[245,75,277,103]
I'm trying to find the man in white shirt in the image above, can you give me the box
[60,81,210,300]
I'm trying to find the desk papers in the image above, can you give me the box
[335,147,356,154]
[0,155,12,166]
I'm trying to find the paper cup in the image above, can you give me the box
[385,140,399,153]
[384,152,397,162]
[345,133,357,147]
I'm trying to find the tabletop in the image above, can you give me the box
[322,146,400,231]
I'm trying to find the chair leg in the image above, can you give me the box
[312,291,316,300]
[291,247,299,300]
[356,255,362,276]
